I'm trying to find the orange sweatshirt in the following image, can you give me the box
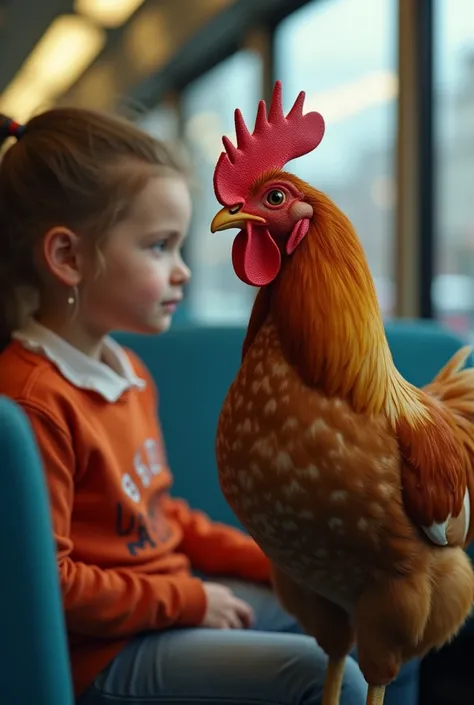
[0,328,270,697]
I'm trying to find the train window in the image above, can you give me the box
[181,50,262,324]
[274,0,398,318]
[138,103,179,141]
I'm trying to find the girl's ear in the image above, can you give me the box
[41,227,84,286]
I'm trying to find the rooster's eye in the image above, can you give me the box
[266,189,285,207]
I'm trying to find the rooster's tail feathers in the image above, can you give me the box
[425,345,474,419]
[433,346,473,383]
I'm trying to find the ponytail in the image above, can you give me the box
[0,115,28,350]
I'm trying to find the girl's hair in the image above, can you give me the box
[0,108,187,350]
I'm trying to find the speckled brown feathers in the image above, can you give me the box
[218,322,425,594]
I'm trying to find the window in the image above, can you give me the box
[274,0,398,317]
[137,103,179,141]
[433,0,474,339]
[181,50,262,324]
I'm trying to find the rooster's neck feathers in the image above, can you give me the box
[268,181,428,426]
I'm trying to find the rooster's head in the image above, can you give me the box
[210,81,325,286]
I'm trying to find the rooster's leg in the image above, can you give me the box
[271,565,354,705]
[355,572,431,698]
[366,685,385,705]
[322,658,346,705]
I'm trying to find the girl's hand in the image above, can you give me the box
[200,582,254,629]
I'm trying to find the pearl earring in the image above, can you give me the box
[67,286,79,320]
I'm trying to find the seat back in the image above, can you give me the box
[116,318,471,526]
[116,325,243,525]
[0,397,74,704]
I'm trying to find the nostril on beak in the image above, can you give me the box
[229,205,242,215]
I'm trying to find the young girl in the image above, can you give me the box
[0,110,368,705]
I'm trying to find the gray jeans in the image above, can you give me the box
[77,576,367,705]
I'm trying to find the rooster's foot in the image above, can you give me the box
[366,685,385,705]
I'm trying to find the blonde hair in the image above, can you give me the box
[0,107,187,350]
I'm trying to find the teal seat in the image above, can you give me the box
[115,318,473,527]
[115,324,244,525]
[0,396,74,705]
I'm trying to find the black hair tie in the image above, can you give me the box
[0,116,26,142]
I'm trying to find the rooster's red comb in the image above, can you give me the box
[213,80,325,206]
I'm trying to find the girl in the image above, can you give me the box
[0,110,367,705]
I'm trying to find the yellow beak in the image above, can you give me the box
[210,207,266,233]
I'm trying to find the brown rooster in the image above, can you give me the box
[210,81,474,705]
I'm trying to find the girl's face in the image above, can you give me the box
[82,174,192,336]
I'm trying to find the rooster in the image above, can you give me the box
[210,81,474,705]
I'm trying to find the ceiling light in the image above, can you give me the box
[75,0,145,28]
[0,15,106,121]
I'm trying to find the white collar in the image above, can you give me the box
[13,318,146,403]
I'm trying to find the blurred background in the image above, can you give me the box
[0,0,473,338]
[1,2,474,703]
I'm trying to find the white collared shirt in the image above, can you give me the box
[12,318,146,403]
